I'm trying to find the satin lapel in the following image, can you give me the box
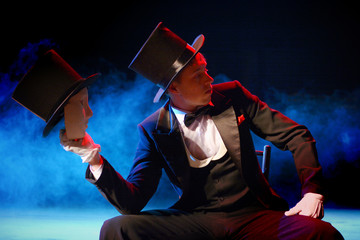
[152,101,189,189]
[211,89,278,208]
[211,90,243,173]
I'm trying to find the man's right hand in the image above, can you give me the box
[59,129,102,166]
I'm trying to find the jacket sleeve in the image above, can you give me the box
[232,80,324,197]
[86,124,163,215]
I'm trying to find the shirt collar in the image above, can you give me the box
[169,101,214,125]
[170,105,187,124]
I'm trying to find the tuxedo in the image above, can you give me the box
[86,80,323,215]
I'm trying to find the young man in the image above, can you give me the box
[61,22,343,239]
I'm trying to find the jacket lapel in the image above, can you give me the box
[210,90,243,173]
[211,89,281,208]
[152,101,190,189]
[152,91,246,192]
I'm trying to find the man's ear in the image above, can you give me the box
[167,81,179,94]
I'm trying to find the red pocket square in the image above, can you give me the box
[237,114,245,125]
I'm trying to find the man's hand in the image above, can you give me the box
[60,129,101,166]
[284,193,324,219]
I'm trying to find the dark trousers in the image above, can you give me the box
[99,207,343,240]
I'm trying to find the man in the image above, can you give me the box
[61,22,343,239]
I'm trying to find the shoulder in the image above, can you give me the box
[212,80,256,102]
[213,80,242,92]
[139,107,161,131]
[138,100,171,132]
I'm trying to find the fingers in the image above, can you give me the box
[309,202,324,219]
[285,206,315,217]
[285,202,324,219]
[59,129,69,145]
[59,129,84,147]
[299,208,312,217]
[284,206,301,216]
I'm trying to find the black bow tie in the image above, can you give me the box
[184,105,212,127]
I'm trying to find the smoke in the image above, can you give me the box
[253,84,360,206]
[0,43,359,210]
[201,75,360,207]
[0,57,164,209]
[259,86,360,164]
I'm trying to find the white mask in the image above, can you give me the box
[64,88,92,139]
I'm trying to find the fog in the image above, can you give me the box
[0,41,359,210]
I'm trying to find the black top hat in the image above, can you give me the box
[12,49,100,137]
[129,22,205,103]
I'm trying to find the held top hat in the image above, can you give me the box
[129,22,205,103]
[12,49,100,137]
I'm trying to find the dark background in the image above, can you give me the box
[2,1,359,95]
[0,0,359,209]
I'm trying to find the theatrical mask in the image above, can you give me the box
[64,87,92,139]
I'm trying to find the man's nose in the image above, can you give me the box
[84,105,93,119]
[205,72,214,84]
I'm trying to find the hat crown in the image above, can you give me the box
[12,49,84,121]
[129,22,204,103]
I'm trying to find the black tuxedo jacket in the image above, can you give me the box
[86,80,323,215]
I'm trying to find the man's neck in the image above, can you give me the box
[170,101,192,113]
[170,99,211,113]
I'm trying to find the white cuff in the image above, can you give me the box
[81,146,101,163]
[89,163,103,181]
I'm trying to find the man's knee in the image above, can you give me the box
[292,216,344,240]
[100,215,138,240]
[313,220,344,239]
[279,214,344,239]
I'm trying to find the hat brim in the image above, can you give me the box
[42,73,101,137]
[153,34,205,103]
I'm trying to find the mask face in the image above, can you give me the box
[64,87,93,139]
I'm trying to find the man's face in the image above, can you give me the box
[169,53,214,112]
[64,87,93,139]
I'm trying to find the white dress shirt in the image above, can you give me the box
[90,105,228,180]
[171,106,227,168]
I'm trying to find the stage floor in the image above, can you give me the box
[0,207,359,239]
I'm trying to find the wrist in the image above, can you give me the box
[304,192,324,201]
[88,152,103,170]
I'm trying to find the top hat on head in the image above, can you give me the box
[129,22,205,103]
[12,49,100,137]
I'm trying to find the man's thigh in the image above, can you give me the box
[100,209,217,240]
[100,208,343,240]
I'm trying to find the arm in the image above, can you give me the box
[233,81,324,218]
[233,81,323,196]
[89,124,163,214]
[61,124,163,215]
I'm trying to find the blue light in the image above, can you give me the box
[1,43,359,209]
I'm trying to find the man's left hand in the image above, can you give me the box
[284,193,324,219]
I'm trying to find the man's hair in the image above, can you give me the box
[164,52,206,96]
[188,52,206,67]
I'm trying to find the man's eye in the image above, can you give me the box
[200,69,208,76]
